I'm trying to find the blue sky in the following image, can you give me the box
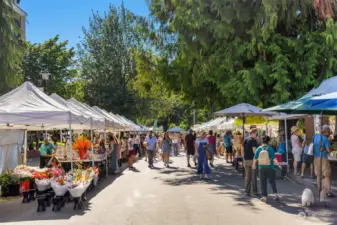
[21,0,150,48]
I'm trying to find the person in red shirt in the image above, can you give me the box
[207,130,216,167]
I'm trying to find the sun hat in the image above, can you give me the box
[291,126,299,134]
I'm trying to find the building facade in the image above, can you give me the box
[12,0,27,40]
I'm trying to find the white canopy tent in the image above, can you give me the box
[0,82,85,127]
[67,98,106,130]
[50,93,99,130]
[0,82,89,168]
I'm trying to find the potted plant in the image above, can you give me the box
[0,171,20,197]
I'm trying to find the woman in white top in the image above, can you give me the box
[291,126,302,175]
[128,134,136,169]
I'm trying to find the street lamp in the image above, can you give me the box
[41,72,50,93]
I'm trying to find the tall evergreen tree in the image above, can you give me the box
[78,3,149,118]
[0,0,23,94]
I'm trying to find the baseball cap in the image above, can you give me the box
[322,124,330,131]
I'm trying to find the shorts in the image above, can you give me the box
[292,152,302,162]
[302,153,313,165]
[314,157,331,177]
[209,144,216,155]
[128,150,136,157]
[226,146,233,153]
[187,147,195,156]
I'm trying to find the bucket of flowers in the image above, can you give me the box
[73,136,92,160]
[33,171,51,192]
[12,169,33,193]
[51,177,69,196]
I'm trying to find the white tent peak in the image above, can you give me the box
[0,81,69,113]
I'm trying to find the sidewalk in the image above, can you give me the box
[286,166,337,193]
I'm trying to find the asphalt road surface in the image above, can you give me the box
[1,153,336,225]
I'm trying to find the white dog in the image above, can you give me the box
[301,188,315,207]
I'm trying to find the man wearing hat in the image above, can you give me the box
[313,125,334,198]
[291,126,302,176]
[185,129,197,167]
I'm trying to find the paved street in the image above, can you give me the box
[1,153,337,225]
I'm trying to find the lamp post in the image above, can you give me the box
[41,72,50,94]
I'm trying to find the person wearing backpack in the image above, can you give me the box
[252,136,282,202]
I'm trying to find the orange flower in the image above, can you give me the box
[72,136,92,151]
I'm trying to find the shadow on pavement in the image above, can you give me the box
[157,161,337,224]
[0,164,129,224]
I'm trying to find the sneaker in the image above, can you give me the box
[327,192,335,198]
[260,197,267,203]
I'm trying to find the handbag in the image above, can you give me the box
[307,135,315,156]
[205,144,213,160]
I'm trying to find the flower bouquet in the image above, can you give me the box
[51,177,70,196]
[48,168,63,178]
[73,136,91,160]
[32,171,49,180]
[35,179,51,191]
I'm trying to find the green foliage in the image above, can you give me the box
[0,0,23,94]
[22,36,80,99]
[147,0,337,112]
[78,3,150,118]
[0,171,19,196]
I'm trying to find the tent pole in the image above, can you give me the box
[69,112,73,171]
[91,118,94,167]
[23,129,28,165]
[104,129,108,177]
[242,115,245,136]
[319,111,323,203]
[60,129,62,143]
[284,118,289,172]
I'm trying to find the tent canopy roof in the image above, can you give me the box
[214,103,275,117]
[0,82,83,126]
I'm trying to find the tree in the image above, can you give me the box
[22,35,80,99]
[146,0,337,112]
[0,0,23,94]
[78,3,150,118]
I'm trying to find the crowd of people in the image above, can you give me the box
[38,124,334,203]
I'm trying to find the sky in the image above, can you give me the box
[20,0,150,48]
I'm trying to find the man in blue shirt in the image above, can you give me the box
[223,130,233,163]
[313,125,333,197]
[145,131,157,168]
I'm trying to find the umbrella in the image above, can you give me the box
[167,126,183,133]
[213,103,276,135]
